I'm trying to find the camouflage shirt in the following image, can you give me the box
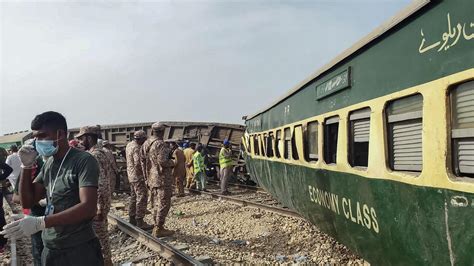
[126,140,144,183]
[103,147,118,173]
[140,137,158,183]
[89,145,111,214]
[148,140,175,188]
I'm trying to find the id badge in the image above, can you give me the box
[45,204,54,216]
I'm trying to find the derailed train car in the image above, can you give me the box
[243,0,474,264]
[69,121,250,186]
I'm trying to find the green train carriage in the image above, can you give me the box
[243,0,474,264]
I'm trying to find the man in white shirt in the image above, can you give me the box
[4,145,21,213]
[6,145,21,189]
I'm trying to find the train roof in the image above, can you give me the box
[0,131,32,145]
[246,0,430,120]
[159,121,245,130]
[69,121,245,132]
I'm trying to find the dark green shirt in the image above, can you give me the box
[15,157,45,216]
[34,148,99,249]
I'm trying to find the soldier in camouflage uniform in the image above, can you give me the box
[140,128,158,208]
[76,126,112,266]
[102,140,118,194]
[126,130,153,230]
[147,123,175,237]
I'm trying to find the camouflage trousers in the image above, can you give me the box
[151,186,172,228]
[129,179,148,219]
[92,213,111,264]
[109,172,117,195]
[185,166,195,188]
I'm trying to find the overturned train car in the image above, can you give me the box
[69,121,251,189]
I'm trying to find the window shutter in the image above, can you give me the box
[392,120,423,171]
[284,128,292,159]
[353,119,370,142]
[457,138,474,174]
[387,94,423,172]
[326,116,339,125]
[387,94,423,115]
[452,81,474,129]
[350,108,371,143]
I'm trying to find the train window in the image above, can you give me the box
[253,135,260,156]
[275,130,282,158]
[292,125,301,160]
[263,134,268,157]
[305,121,318,162]
[324,116,339,164]
[284,127,292,159]
[386,94,423,172]
[259,134,266,157]
[248,135,252,154]
[250,135,254,154]
[349,108,371,167]
[451,80,474,177]
[266,132,274,157]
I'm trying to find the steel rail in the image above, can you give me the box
[107,213,203,266]
[190,189,302,219]
[206,180,265,192]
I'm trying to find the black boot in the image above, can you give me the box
[136,218,153,230]
[129,215,137,226]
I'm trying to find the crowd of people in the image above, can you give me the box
[0,111,236,265]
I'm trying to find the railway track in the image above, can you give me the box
[206,180,265,192]
[189,183,301,219]
[107,213,204,266]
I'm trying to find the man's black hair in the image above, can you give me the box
[196,144,203,151]
[9,145,18,152]
[190,143,197,148]
[31,111,68,132]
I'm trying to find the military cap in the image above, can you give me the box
[151,122,166,131]
[133,130,147,139]
[75,126,100,138]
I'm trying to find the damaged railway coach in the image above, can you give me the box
[69,121,249,186]
[243,0,474,264]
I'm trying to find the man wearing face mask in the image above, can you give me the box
[1,111,103,265]
[76,126,112,266]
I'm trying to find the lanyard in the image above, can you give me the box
[48,147,71,203]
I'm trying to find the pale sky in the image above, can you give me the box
[0,0,410,135]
